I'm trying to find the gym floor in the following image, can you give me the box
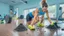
[0,20,64,36]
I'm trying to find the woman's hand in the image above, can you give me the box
[35,8,39,13]
[45,10,48,13]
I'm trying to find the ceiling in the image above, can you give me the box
[0,0,28,6]
[0,0,64,6]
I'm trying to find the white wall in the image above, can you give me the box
[0,2,9,18]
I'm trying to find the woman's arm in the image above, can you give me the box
[31,8,38,26]
[40,16,44,23]
[46,10,52,24]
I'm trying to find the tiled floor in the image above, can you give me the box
[0,20,64,36]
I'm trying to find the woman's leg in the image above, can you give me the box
[26,14,35,30]
[33,17,39,24]
[26,14,32,25]
[27,21,31,25]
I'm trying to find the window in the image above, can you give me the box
[24,5,56,19]
[44,5,56,18]
[24,8,36,18]
[29,8,36,12]
[60,4,64,18]
[24,10,29,18]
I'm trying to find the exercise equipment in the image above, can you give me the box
[37,22,44,27]
[0,15,5,24]
[47,22,60,30]
[14,11,17,15]
[14,14,27,32]
[28,25,35,30]
[10,11,13,15]
[14,23,27,32]
[62,29,64,31]
[50,22,54,26]
[4,15,12,23]
[1,19,4,24]
[18,15,24,19]
[0,19,4,24]
[47,11,64,36]
[27,21,44,31]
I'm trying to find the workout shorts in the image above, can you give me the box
[26,14,32,22]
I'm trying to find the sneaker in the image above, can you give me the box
[28,25,35,30]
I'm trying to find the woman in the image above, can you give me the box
[26,0,53,30]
